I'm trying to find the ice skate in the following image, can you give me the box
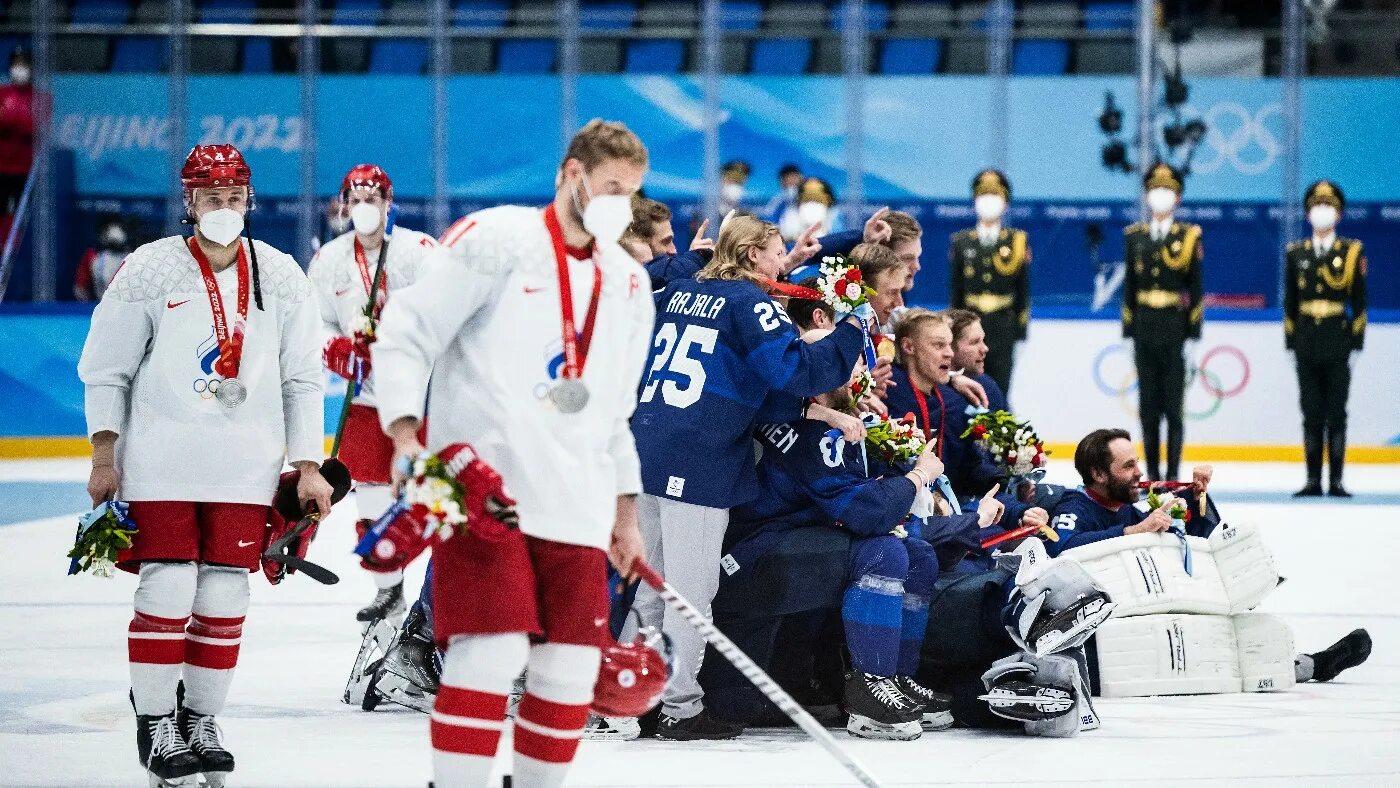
[893,676,954,730]
[842,672,923,741]
[178,708,234,788]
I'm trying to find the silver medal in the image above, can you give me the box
[215,377,248,408]
[550,378,590,414]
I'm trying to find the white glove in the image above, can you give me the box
[1183,339,1199,364]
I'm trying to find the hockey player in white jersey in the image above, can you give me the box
[372,119,652,788]
[78,144,331,787]
[308,163,438,625]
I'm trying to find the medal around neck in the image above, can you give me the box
[216,377,248,408]
[550,378,590,414]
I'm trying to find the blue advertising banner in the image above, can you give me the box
[51,75,1400,202]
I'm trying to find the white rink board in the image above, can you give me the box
[1009,321,1400,447]
[1,460,1398,787]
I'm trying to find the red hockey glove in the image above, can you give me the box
[324,335,372,381]
[262,508,319,585]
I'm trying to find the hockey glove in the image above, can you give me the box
[324,335,372,382]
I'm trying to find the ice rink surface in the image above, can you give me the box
[2,458,1398,787]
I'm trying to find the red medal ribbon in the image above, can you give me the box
[188,236,249,380]
[353,236,388,319]
[543,204,603,379]
[764,279,823,299]
[910,382,946,460]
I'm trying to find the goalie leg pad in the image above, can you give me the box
[1209,522,1281,615]
[1233,612,1296,693]
[1092,613,1241,696]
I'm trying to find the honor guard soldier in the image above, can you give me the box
[1284,180,1366,497]
[949,169,1030,397]
[1122,162,1203,482]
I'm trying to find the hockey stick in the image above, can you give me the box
[263,515,340,585]
[632,560,884,788]
[981,521,1058,551]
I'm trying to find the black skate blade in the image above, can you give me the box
[265,554,340,585]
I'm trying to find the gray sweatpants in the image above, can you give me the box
[630,493,728,720]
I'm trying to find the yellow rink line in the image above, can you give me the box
[3,436,1398,464]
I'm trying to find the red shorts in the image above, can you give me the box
[431,527,609,651]
[338,404,395,485]
[119,501,270,573]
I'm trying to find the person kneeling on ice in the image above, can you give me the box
[728,328,1001,741]
[1049,428,1372,696]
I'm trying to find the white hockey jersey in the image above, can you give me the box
[78,235,324,505]
[306,226,437,407]
[372,205,655,551]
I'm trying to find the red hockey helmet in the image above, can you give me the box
[341,163,393,202]
[181,144,252,192]
[592,630,671,717]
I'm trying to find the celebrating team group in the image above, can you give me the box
[76,119,1371,788]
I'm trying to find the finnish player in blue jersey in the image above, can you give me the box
[630,215,867,740]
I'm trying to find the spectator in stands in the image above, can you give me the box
[74,217,132,301]
[764,162,803,238]
[782,177,843,241]
[0,48,34,227]
[718,159,751,218]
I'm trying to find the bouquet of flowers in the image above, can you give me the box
[815,255,875,313]
[961,410,1048,477]
[849,369,876,400]
[402,452,470,540]
[68,500,138,577]
[865,412,928,468]
[1146,488,1191,524]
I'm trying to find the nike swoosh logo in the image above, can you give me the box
[166,299,189,309]
[524,286,546,294]
[335,288,352,297]
[237,539,257,547]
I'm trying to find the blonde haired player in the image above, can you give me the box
[307,163,438,625]
[78,144,329,787]
[371,119,653,788]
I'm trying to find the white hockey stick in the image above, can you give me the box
[634,561,884,788]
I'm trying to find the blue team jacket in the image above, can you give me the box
[632,277,865,508]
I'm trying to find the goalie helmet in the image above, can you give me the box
[592,628,671,718]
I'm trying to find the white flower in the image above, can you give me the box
[92,556,116,578]
[843,282,861,300]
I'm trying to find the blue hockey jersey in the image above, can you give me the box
[884,365,1003,497]
[643,249,711,291]
[632,277,865,508]
[1045,488,1146,556]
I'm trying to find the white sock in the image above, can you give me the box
[182,564,250,716]
[432,633,530,788]
[129,562,197,716]
[513,643,600,788]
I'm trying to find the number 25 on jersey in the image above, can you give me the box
[640,323,718,409]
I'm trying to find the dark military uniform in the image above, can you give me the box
[950,170,1030,396]
[1122,205,1203,481]
[1284,181,1366,496]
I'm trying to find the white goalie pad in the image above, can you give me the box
[1065,521,1279,618]
[1093,612,1296,697]
[1234,612,1297,693]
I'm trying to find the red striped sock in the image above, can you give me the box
[129,611,190,715]
[182,613,244,715]
[431,684,508,786]
[512,692,590,786]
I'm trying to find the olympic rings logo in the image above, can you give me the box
[192,377,223,400]
[1172,101,1282,176]
[1092,344,1251,421]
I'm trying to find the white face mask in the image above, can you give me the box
[9,65,29,85]
[1308,204,1338,232]
[974,194,1006,222]
[198,208,244,247]
[575,171,633,245]
[350,202,383,235]
[1146,187,1178,216]
[721,182,744,203]
[798,201,829,227]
